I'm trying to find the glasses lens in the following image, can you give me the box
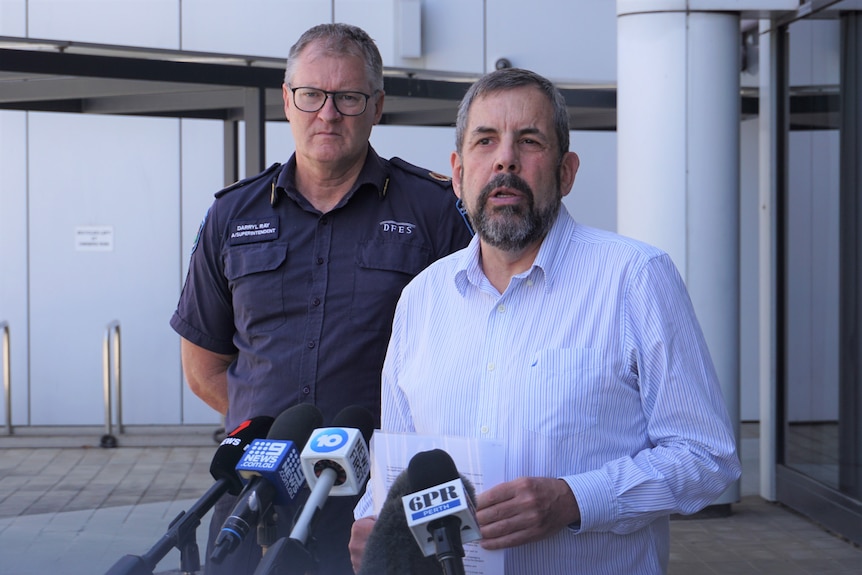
[294,88,326,113]
[333,92,368,116]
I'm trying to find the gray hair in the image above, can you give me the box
[454,68,570,160]
[284,23,384,93]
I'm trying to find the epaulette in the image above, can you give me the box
[215,162,281,198]
[389,157,452,188]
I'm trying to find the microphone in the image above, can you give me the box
[356,467,441,575]
[103,415,274,575]
[211,416,277,495]
[403,449,481,575]
[209,403,323,565]
[288,405,375,546]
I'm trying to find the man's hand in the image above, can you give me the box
[475,477,580,550]
[349,516,376,573]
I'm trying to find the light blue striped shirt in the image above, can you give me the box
[363,205,741,574]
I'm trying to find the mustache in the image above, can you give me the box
[478,173,534,203]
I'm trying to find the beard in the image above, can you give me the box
[469,172,561,252]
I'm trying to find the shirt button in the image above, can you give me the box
[312,297,321,306]
[307,340,316,349]
[302,386,311,395]
[316,257,324,265]
[480,425,489,434]
[526,279,534,286]
[497,304,506,313]
[487,363,495,371]
[320,217,329,225]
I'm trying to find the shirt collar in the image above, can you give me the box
[453,204,575,296]
[273,144,388,208]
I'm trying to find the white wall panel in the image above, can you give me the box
[0,0,26,35]
[28,0,179,48]
[265,121,294,168]
[414,0,484,73]
[486,0,617,82]
[178,119,227,424]
[0,111,29,427]
[28,113,181,426]
[335,0,397,68]
[181,0,329,56]
[564,131,617,233]
[371,125,454,175]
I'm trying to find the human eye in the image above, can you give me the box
[298,88,324,101]
[337,92,363,104]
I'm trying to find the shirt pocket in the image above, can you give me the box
[519,348,601,439]
[223,241,288,333]
[351,239,431,332]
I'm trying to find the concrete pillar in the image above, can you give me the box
[617,3,741,505]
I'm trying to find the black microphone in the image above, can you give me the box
[209,403,323,565]
[357,467,441,575]
[211,416,277,495]
[357,449,480,575]
[103,415,275,575]
[403,449,481,575]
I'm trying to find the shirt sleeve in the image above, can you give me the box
[563,253,741,534]
[169,201,238,355]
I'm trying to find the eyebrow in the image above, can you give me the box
[470,126,544,138]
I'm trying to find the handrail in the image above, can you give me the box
[1,321,11,435]
[102,320,122,447]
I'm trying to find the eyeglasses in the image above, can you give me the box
[289,86,373,116]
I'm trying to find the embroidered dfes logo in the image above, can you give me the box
[379,220,415,234]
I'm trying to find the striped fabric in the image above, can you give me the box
[367,205,741,574]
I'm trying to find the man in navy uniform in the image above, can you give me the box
[170,23,472,575]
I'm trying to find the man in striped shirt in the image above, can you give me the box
[350,68,741,574]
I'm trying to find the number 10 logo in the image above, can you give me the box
[310,429,348,452]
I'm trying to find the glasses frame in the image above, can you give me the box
[289,86,373,117]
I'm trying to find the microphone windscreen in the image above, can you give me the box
[330,405,375,444]
[357,469,441,575]
[407,448,459,491]
[210,415,275,495]
[267,403,324,444]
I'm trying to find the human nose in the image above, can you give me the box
[494,140,519,173]
[317,93,343,120]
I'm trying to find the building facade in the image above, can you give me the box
[0,0,858,545]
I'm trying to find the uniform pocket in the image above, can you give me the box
[224,242,288,333]
[351,239,431,332]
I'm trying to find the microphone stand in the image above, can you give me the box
[104,480,227,575]
[251,536,318,575]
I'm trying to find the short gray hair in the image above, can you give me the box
[284,23,384,93]
[454,68,570,161]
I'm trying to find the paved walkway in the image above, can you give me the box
[0,426,860,575]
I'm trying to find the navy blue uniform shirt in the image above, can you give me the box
[170,145,472,431]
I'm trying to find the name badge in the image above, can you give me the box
[228,217,279,245]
